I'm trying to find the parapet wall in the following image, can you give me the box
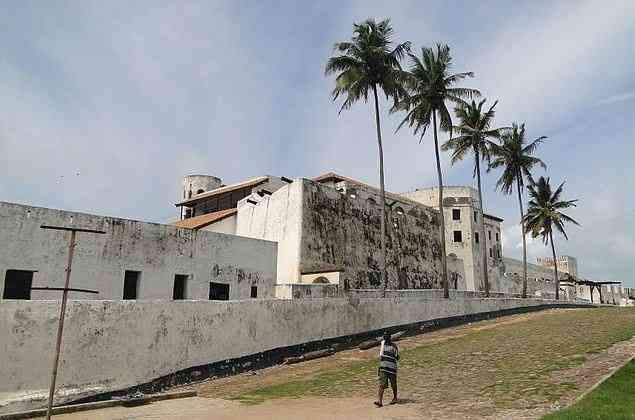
[0,296,587,413]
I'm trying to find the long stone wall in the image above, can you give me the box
[0,202,277,300]
[0,296,583,413]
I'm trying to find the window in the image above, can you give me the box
[250,286,258,298]
[474,232,479,243]
[196,189,205,194]
[452,209,461,220]
[395,206,405,215]
[3,270,34,300]
[173,274,188,300]
[488,231,492,241]
[496,232,500,242]
[209,282,229,300]
[489,248,493,258]
[123,271,140,300]
[474,211,478,222]
[453,230,462,243]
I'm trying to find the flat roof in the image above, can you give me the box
[171,208,238,230]
[175,176,268,207]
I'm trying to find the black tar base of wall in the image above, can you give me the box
[70,302,593,407]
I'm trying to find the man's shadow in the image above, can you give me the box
[390,398,417,405]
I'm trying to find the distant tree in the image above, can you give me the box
[489,123,546,297]
[523,176,579,300]
[442,99,505,296]
[395,44,479,298]
[324,19,410,295]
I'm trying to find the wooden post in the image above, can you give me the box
[39,225,105,420]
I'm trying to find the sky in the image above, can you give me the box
[1,1,634,286]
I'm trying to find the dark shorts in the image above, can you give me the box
[378,370,397,389]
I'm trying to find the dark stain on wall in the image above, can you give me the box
[300,182,449,290]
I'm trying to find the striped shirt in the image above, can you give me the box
[379,340,399,375]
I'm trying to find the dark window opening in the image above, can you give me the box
[123,270,140,300]
[250,286,258,298]
[453,230,462,243]
[474,211,478,222]
[488,231,492,241]
[496,232,500,242]
[489,248,493,258]
[475,232,479,243]
[209,282,229,300]
[3,270,33,300]
[173,274,188,300]
[196,189,205,194]
[452,208,461,220]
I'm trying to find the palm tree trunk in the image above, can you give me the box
[549,231,559,300]
[517,178,528,298]
[432,110,449,298]
[474,151,489,297]
[372,84,387,297]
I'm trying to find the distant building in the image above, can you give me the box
[536,255,578,277]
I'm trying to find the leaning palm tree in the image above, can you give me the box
[524,176,579,300]
[325,19,410,294]
[395,44,479,298]
[489,123,546,297]
[442,99,504,296]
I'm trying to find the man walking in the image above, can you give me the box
[374,331,399,407]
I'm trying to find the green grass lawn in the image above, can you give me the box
[227,307,635,416]
[543,359,635,420]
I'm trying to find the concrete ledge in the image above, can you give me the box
[0,390,197,420]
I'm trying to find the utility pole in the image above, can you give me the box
[37,225,105,420]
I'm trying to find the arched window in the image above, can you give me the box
[196,189,205,194]
[394,206,405,215]
[312,276,330,284]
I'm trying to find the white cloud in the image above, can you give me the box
[595,91,635,106]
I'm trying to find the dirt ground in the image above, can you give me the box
[46,308,635,420]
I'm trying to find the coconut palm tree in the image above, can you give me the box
[524,176,579,300]
[325,19,410,295]
[395,44,479,298]
[441,99,505,296]
[489,124,546,297]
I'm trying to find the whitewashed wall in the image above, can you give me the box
[0,296,579,413]
[0,202,277,300]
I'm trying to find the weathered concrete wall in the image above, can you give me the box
[0,202,277,300]
[500,257,576,299]
[201,214,237,235]
[236,182,303,284]
[0,296,578,413]
[238,179,465,289]
[300,180,461,290]
[275,283,340,299]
